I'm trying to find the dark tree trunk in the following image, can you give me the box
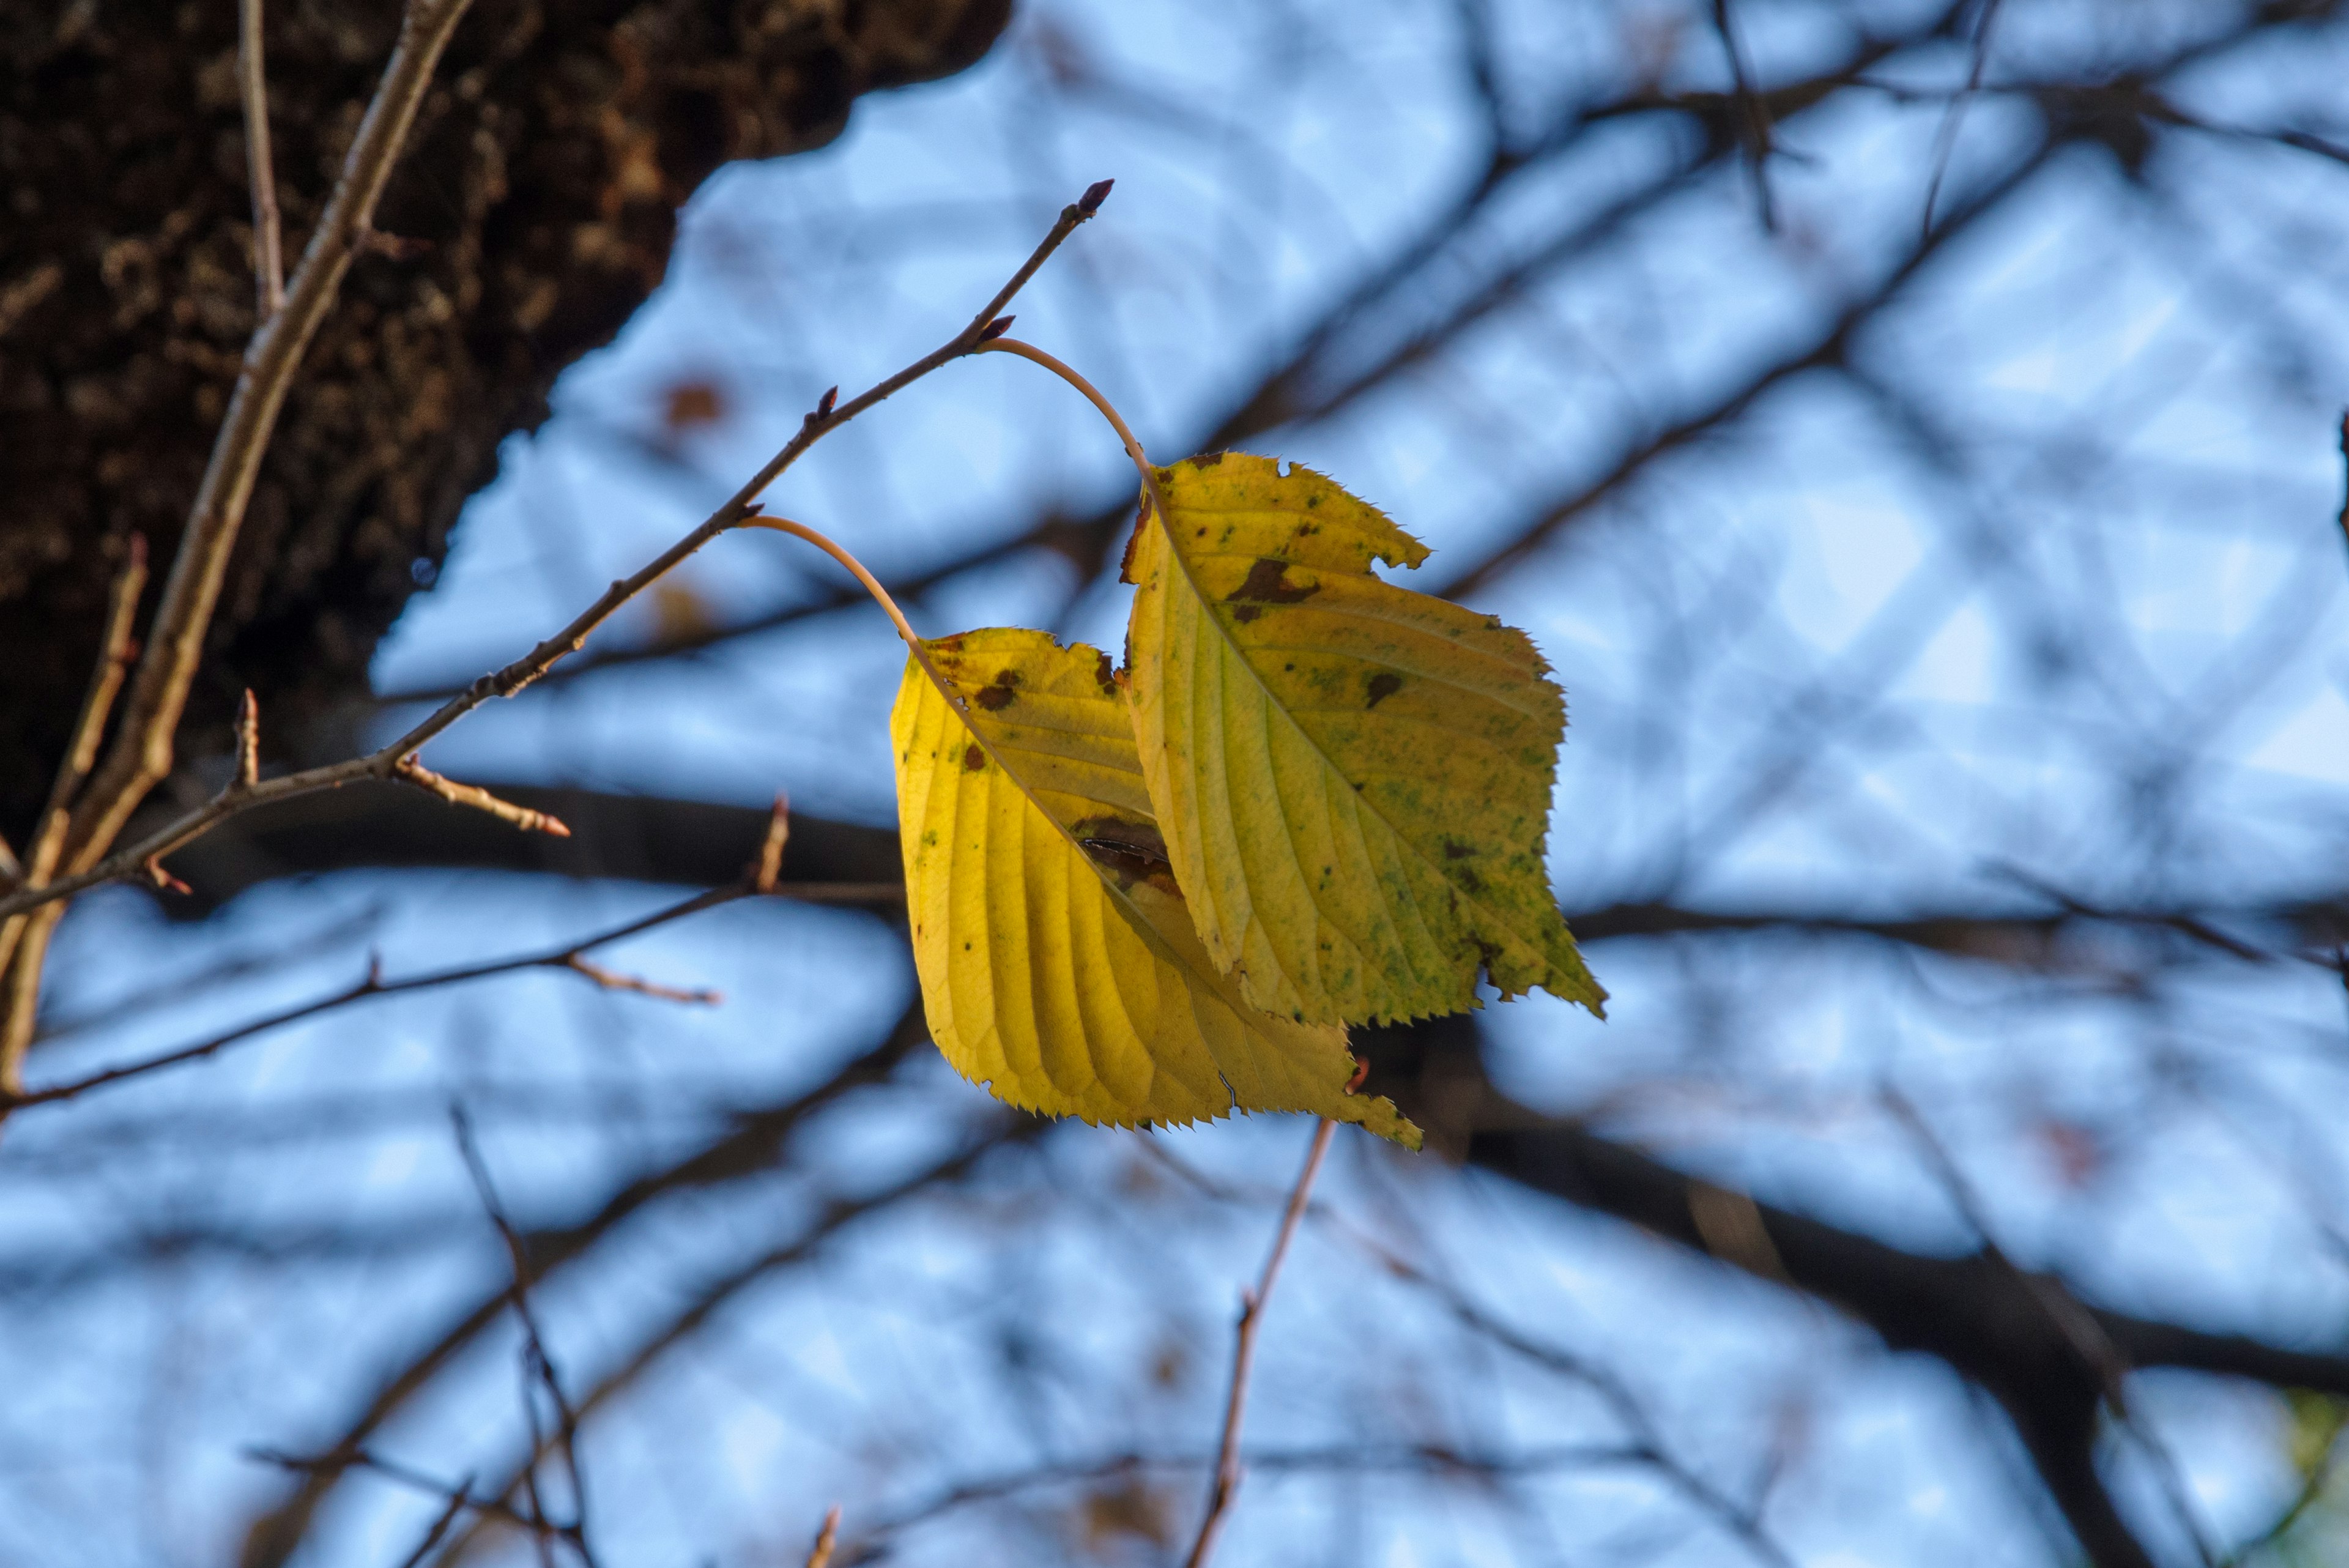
[0,0,1011,843]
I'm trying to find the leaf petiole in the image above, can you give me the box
[976,338,1165,515]
[738,516,965,712]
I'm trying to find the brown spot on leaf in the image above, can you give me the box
[962,744,987,772]
[1365,672,1403,708]
[1118,516,1145,584]
[1442,841,1472,859]
[1227,557,1318,608]
[973,669,1019,710]
[1231,604,1261,623]
[1189,451,1226,467]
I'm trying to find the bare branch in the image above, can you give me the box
[1920,0,2005,236]
[1184,1117,1336,1568]
[0,182,1111,929]
[1,868,757,1114]
[393,759,570,838]
[238,0,284,316]
[0,535,150,1088]
[394,1484,473,1568]
[451,1105,599,1568]
[1711,0,1778,229]
[64,0,480,877]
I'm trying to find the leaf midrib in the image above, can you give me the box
[1151,511,1574,988]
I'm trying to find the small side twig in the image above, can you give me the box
[1184,1117,1337,1568]
[752,792,790,893]
[562,956,719,1005]
[394,759,570,838]
[803,1505,842,1568]
[233,688,261,788]
[239,0,284,316]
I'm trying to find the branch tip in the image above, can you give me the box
[977,314,1015,343]
[752,793,791,893]
[565,955,721,1006]
[234,689,261,787]
[816,385,839,419]
[1078,177,1115,214]
[804,1505,842,1568]
[394,759,571,837]
[143,855,192,897]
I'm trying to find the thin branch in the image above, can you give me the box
[233,689,260,789]
[0,182,1113,929]
[239,0,285,315]
[1920,0,2005,237]
[2337,409,2349,567]
[803,1506,842,1568]
[561,956,721,1006]
[404,1123,1030,1568]
[64,0,479,878]
[1711,0,1779,229]
[0,535,149,1087]
[234,1003,934,1566]
[1137,1134,1796,1567]
[394,759,570,838]
[1880,1087,2206,1568]
[451,1106,599,1568]
[0,853,771,1113]
[752,792,790,893]
[394,1483,473,1568]
[2,537,147,912]
[254,1448,550,1547]
[1184,1117,1337,1568]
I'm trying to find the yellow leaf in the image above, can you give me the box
[1125,453,1605,1026]
[891,626,1420,1146]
